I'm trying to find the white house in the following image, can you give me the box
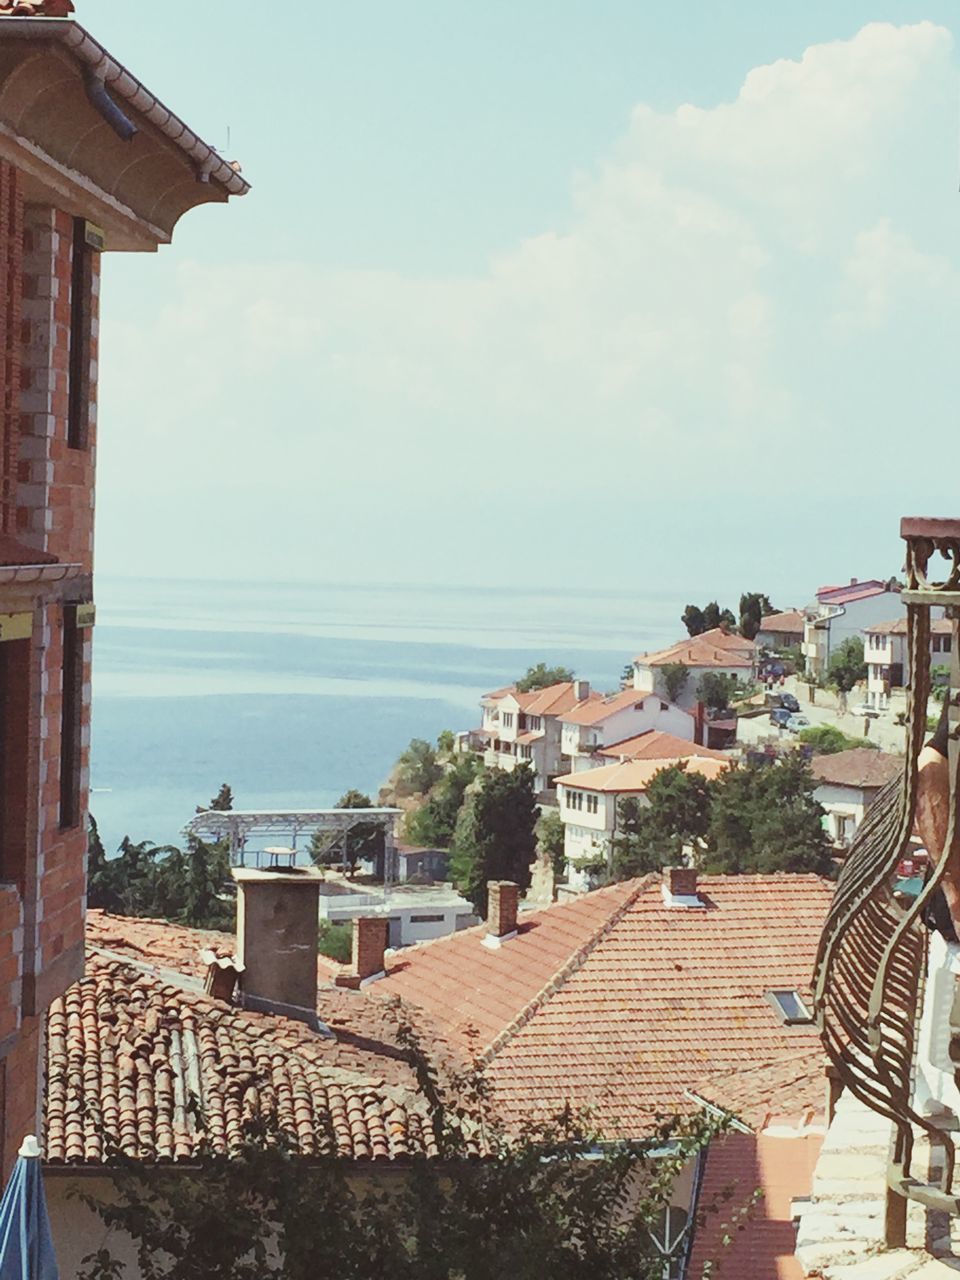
[555,756,730,891]
[476,679,600,791]
[559,690,696,773]
[862,617,952,710]
[809,749,903,849]
[632,627,757,713]
[802,579,903,680]
[755,609,805,651]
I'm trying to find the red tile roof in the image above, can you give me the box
[377,875,833,1139]
[45,954,437,1165]
[561,689,670,727]
[757,610,805,634]
[636,628,756,669]
[515,681,602,718]
[810,748,903,790]
[0,533,58,566]
[0,1,74,15]
[863,617,951,635]
[597,730,727,762]
[686,1131,823,1280]
[554,756,728,793]
[816,580,898,606]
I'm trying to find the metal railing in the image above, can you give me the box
[814,516,960,1242]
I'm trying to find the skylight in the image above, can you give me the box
[768,989,813,1026]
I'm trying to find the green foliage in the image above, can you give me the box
[405,756,482,849]
[309,791,385,875]
[738,593,775,642]
[611,766,713,880]
[798,725,879,754]
[317,920,353,964]
[450,766,538,916]
[394,739,444,798]
[696,672,740,711]
[703,602,736,632]
[661,662,689,703]
[826,637,867,695]
[537,808,566,883]
[436,728,456,756]
[702,756,831,876]
[931,664,951,704]
[86,819,233,931]
[197,783,234,814]
[621,662,635,687]
[681,604,705,636]
[515,662,575,693]
[75,1085,726,1280]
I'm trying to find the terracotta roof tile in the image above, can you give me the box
[817,580,898,605]
[554,756,729,793]
[757,609,805,634]
[45,955,437,1166]
[597,731,728,762]
[810,749,903,790]
[863,617,951,635]
[686,1131,822,1280]
[562,689,673,727]
[635,628,756,669]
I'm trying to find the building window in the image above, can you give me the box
[649,1205,688,1280]
[68,218,95,450]
[409,914,445,924]
[502,712,514,729]
[59,605,83,829]
[767,989,813,1025]
[586,794,598,814]
[0,635,30,885]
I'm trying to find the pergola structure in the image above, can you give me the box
[186,808,402,880]
[814,516,960,1243]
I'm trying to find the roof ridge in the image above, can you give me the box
[478,874,658,1067]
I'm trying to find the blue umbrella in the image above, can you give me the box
[0,1137,59,1280]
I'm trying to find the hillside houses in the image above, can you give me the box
[559,688,696,772]
[802,578,903,680]
[863,616,952,710]
[475,679,599,791]
[632,627,758,710]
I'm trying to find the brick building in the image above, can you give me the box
[0,2,247,1174]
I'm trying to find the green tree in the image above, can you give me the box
[621,662,635,687]
[696,672,740,711]
[86,828,233,930]
[310,790,385,875]
[798,725,879,754]
[738,593,775,642]
[703,756,831,876]
[450,766,538,916]
[681,604,705,637]
[317,920,353,964]
[515,663,575,693]
[827,637,867,695]
[436,728,456,756]
[406,756,481,849]
[394,739,444,798]
[611,766,714,881]
[661,662,689,703]
[196,783,234,814]
[537,808,566,883]
[702,601,736,632]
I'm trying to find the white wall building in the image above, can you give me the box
[755,610,805,651]
[802,579,904,680]
[477,679,599,791]
[863,617,952,710]
[560,690,695,773]
[809,749,903,848]
[632,627,756,713]
[555,756,729,891]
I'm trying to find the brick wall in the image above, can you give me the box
[0,160,22,534]
[1,1016,41,1178]
[0,885,23,1052]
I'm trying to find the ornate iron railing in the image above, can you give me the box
[813,516,960,1241]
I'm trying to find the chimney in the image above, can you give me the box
[850,577,857,586]
[661,866,704,908]
[574,679,590,701]
[483,880,519,949]
[233,867,326,1029]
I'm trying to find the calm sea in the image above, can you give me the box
[89,577,688,852]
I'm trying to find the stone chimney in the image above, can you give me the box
[232,867,324,1028]
[661,866,704,908]
[850,577,857,586]
[574,679,590,701]
[483,880,519,949]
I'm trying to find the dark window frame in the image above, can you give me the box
[67,218,94,450]
[59,604,83,830]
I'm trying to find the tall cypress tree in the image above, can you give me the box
[450,766,538,916]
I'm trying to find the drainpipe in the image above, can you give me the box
[84,69,137,141]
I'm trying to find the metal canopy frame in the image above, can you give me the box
[186,808,402,874]
[814,516,960,1243]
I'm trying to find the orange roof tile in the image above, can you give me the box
[810,748,903,790]
[863,616,951,635]
[515,682,603,717]
[757,610,806,634]
[554,756,729,793]
[597,730,728,762]
[636,628,756,669]
[686,1131,823,1280]
[46,954,438,1166]
[561,689,671,727]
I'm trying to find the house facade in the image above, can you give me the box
[632,627,756,713]
[863,617,951,710]
[755,609,805,651]
[802,579,903,681]
[477,679,599,791]
[559,689,695,774]
[810,749,903,848]
[554,755,728,889]
[0,4,246,1174]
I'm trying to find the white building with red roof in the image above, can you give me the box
[631,627,757,716]
[802,577,904,680]
[559,688,696,772]
[863,616,952,710]
[755,609,806,650]
[474,679,601,791]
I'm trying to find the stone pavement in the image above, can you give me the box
[796,1091,960,1277]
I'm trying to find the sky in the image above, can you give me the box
[85,1,960,605]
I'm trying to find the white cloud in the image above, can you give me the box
[96,21,959,587]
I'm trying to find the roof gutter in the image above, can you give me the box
[0,19,250,195]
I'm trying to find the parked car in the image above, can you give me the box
[769,707,792,728]
[780,693,800,713]
[785,713,811,732]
